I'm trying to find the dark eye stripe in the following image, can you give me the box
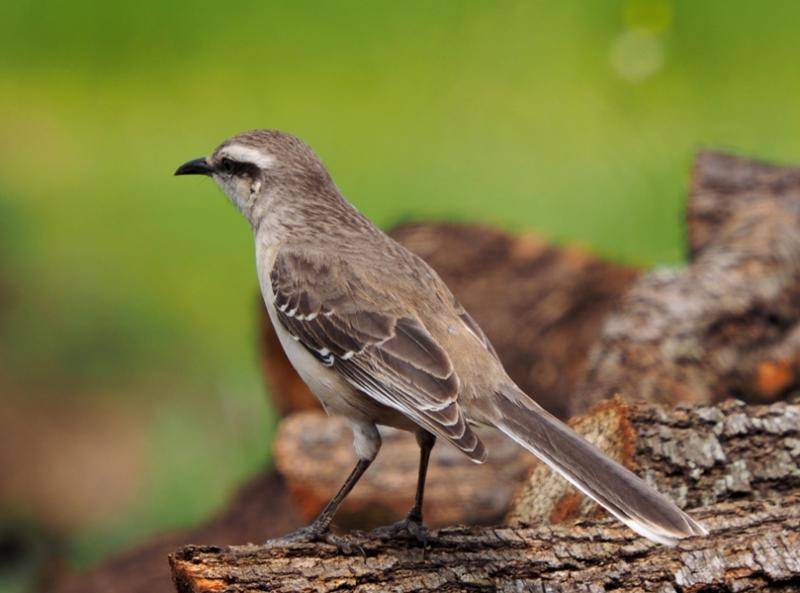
[218,158,260,177]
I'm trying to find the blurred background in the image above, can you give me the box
[1,1,799,591]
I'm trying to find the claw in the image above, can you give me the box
[323,533,366,557]
[370,517,430,546]
[265,525,365,556]
[264,524,327,547]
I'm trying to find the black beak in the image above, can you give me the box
[174,157,213,176]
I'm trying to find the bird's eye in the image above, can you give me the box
[218,158,235,174]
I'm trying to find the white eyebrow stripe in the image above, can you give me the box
[218,144,275,168]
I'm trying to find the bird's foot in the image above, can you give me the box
[265,524,364,556]
[370,515,429,546]
[264,524,325,546]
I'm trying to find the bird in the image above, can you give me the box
[175,129,707,548]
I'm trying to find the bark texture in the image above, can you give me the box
[510,396,800,526]
[572,151,800,414]
[171,494,800,593]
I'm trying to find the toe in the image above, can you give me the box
[263,524,327,546]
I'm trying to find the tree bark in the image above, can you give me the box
[509,396,800,526]
[170,494,800,593]
[572,151,800,415]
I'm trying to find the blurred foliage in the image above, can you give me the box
[0,0,799,584]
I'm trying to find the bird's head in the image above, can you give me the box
[175,129,335,228]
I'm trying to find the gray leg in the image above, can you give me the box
[372,430,436,544]
[407,430,435,524]
[267,421,380,547]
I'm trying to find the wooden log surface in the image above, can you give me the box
[510,396,800,526]
[170,494,800,593]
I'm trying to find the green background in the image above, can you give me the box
[1,1,799,589]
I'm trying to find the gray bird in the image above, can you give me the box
[175,129,707,547]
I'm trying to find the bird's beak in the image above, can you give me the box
[174,157,213,176]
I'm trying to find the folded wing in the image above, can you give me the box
[270,248,487,462]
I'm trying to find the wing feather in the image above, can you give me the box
[270,248,486,462]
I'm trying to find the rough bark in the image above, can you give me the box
[274,412,534,527]
[170,494,800,593]
[261,222,638,420]
[510,396,800,526]
[572,151,800,414]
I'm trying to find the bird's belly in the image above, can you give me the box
[266,301,354,415]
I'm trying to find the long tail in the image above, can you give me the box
[490,386,707,546]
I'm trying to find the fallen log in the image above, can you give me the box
[572,151,800,414]
[170,494,800,593]
[510,396,800,526]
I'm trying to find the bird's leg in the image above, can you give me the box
[371,431,435,544]
[265,457,372,550]
[407,431,435,526]
[266,421,379,553]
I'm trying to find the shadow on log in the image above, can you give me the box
[171,494,800,593]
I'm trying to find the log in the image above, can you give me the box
[572,151,800,414]
[274,412,533,527]
[170,494,800,593]
[260,222,639,420]
[509,396,800,526]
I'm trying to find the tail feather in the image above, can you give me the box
[492,388,707,546]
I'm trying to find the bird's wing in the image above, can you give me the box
[455,307,500,361]
[270,247,487,462]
